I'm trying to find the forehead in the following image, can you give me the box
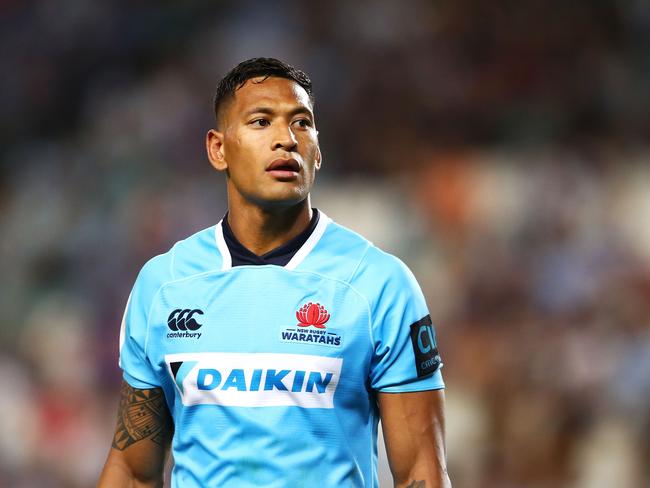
[230,76,312,115]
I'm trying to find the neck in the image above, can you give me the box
[226,197,313,256]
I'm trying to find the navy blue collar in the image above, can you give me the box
[221,209,320,267]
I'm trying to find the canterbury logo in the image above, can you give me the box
[167,309,204,331]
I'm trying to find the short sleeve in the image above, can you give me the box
[352,248,444,392]
[118,254,172,389]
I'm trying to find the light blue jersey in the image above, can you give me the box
[119,212,444,487]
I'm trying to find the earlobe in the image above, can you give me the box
[206,129,228,171]
[315,146,322,170]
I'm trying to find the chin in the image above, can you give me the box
[255,188,309,208]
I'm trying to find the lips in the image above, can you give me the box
[266,158,301,181]
[266,158,300,172]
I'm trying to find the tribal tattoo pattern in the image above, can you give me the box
[112,381,172,451]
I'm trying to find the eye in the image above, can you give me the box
[250,118,270,127]
[293,118,313,129]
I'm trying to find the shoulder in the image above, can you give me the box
[134,251,173,295]
[313,216,421,297]
[357,244,416,283]
[331,227,430,330]
[299,216,371,281]
[321,218,416,286]
[319,218,372,265]
[135,224,221,290]
[349,242,423,302]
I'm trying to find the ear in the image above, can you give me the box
[314,135,322,171]
[206,129,227,171]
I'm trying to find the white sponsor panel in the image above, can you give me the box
[165,352,343,408]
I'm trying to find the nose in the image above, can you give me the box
[272,123,298,152]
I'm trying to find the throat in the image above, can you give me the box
[225,204,315,258]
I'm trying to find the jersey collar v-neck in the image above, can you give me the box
[214,209,330,271]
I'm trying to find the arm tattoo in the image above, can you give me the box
[112,381,172,450]
[405,482,426,488]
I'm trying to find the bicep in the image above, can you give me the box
[378,389,450,488]
[98,380,173,487]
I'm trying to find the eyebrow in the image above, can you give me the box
[243,106,314,118]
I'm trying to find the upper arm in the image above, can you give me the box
[119,255,171,390]
[98,380,173,487]
[101,256,175,486]
[351,249,444,392]
[351,249,449,485]
[379,389,450,488]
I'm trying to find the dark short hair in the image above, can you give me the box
[213,57,314,128]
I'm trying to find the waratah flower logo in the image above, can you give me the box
[296,302,330,328]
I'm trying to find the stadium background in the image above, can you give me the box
[1,1,649,487]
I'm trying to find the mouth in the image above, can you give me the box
[266,158,301,181]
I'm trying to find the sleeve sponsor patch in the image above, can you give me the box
[409,315,441,378]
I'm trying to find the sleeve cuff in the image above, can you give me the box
[374,366,445,393]
[123,370,161,390]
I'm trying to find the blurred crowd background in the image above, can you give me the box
[1,1,649,487]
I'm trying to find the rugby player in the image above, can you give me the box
[98,57,451,488]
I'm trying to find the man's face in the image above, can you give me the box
[207,76,321,208]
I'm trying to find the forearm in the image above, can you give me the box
[394,455,451,488]
[379,389,452,488]
[392,446,451,488]
[98,452,164,487]
[397,478,450,488]
[394,397,451,488]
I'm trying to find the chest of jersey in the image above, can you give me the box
[144,266,372,411]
